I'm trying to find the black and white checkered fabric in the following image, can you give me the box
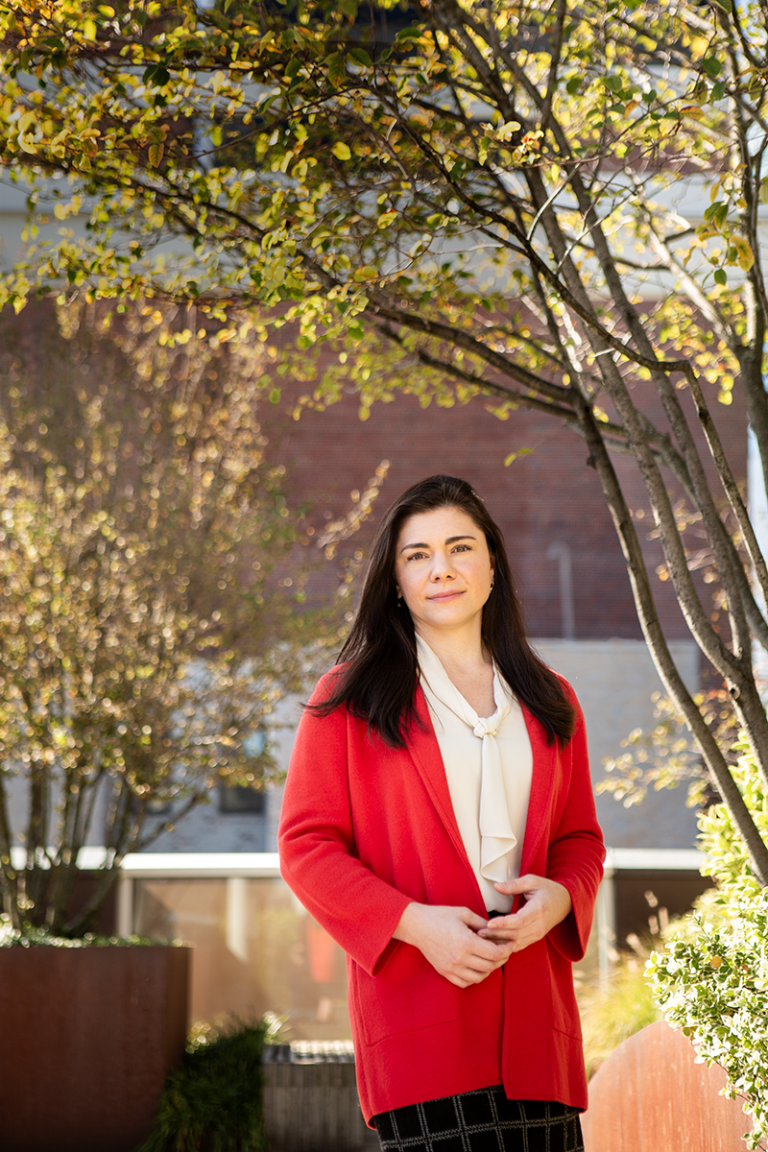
[373,1087,583,1152]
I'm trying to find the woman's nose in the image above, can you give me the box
[430,552,455,579]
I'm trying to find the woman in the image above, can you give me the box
[279,475,604,1151]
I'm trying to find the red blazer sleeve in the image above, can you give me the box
[278,674,412,977]
[545,692,605,961]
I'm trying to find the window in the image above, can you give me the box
[219,784,266,815]
[219,728,268,814]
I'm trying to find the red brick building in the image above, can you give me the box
[264,372,743,648]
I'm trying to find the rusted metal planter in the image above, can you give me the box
[0,944,190,1152]
[582,1020,753,1151]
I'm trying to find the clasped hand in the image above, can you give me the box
[392,875,572,989]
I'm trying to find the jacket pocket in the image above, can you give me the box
[351,944,457,1046]
[548,942,582,1040]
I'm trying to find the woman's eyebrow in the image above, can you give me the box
[400,534,476,552]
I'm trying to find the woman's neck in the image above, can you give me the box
[416,626,496,718]
[416,621,488,666]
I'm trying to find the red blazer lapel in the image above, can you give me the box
[406,686,480,880]
[519,705,557,875]
[407,692,558,906]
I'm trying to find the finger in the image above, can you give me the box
[466,933,512,961]
[460,908,492,932]
[493,879,525,896]
[462,953,510,980]
[462,940,511,967]
[478,908,531,938]
[494,873,539,892]
[477,913,516,931]
[450,962,492,986]
[476,927,517,942]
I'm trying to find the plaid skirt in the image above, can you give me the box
[372,1086,583,1152]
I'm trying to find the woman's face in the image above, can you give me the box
[393,505,494,640]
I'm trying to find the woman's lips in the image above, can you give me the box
[428,590,464,601]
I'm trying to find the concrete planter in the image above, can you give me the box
[0,944,190,1152]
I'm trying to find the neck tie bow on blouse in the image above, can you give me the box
[416,636,518,884]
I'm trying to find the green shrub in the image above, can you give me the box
[647,740,768,1150]
[0,921,157,947]
[138,1017,269,1152]
[579,950,662,1079]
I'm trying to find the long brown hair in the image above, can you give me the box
[313,474,575,747]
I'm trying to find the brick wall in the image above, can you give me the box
[263,372,747,645]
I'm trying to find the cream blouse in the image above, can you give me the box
[416,633,534,914]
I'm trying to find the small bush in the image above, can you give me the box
[138,1017,269,1152]
[0,921,157,948]
[579,949,661,1078]
[648,741,768,1151]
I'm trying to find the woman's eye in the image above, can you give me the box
[407,551,427,561]
[452,544,471,553]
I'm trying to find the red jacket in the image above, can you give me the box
[278,671,604,1122]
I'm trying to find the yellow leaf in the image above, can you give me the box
[731,235,755,271]
[332,141,351,161]
[696,224,718,241]
[496,121,521,142]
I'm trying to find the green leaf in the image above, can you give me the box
[714,268,727,285]
[143,64,170,87]
[566,76,581,95]
[348,48,372,68]
[326,53,347,88]
[605,74,623,93]
[702,57,722,77]
[353,266,378,281]
[713,203,728,228]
